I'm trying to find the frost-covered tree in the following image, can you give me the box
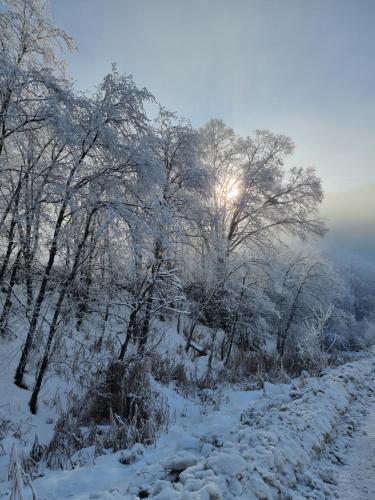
[0,0,363,426]
[183,119,326,361]
[273,250,341,360]
[199,119,325,261]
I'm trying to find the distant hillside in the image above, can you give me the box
[320,183,375,264]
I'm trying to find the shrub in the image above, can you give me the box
[46,357,169,468]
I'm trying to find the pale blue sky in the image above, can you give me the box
[51,0,375,193]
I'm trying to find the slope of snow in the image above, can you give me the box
[0,339,62,489]
[135,357,374,500]
[6,383,290,499]
[2,348,375,499]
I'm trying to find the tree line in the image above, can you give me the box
[1,0,374,416]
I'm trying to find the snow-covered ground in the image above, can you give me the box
[2,344,375,499]
[310,363,375,500]
[335,394,375,499]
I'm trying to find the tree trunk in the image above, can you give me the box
[29,210,96,411]
[119,308,138,361]
[29,289,65,414]
[0,250,21,337]
[0,180,21,285]
[14,151,88,388]
[0,216,17,285]
[138,285,154,351]
[14,200,68,388]
[137,239,162,351]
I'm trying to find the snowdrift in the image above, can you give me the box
[125,357,375,499]
[2,354,375,499]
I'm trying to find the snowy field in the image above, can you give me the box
[1,348,375,499]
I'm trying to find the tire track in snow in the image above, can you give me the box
[336,395,375,499]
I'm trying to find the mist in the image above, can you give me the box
[321,183,375,265]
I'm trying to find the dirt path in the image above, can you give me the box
[336,400,375,499]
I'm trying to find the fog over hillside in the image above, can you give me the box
[321,183,375,264]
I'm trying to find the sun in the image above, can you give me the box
[226,177,240,201]
[214,177,241,206]
[227,185,239,200]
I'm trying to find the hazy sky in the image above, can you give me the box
[51,0,375,194]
